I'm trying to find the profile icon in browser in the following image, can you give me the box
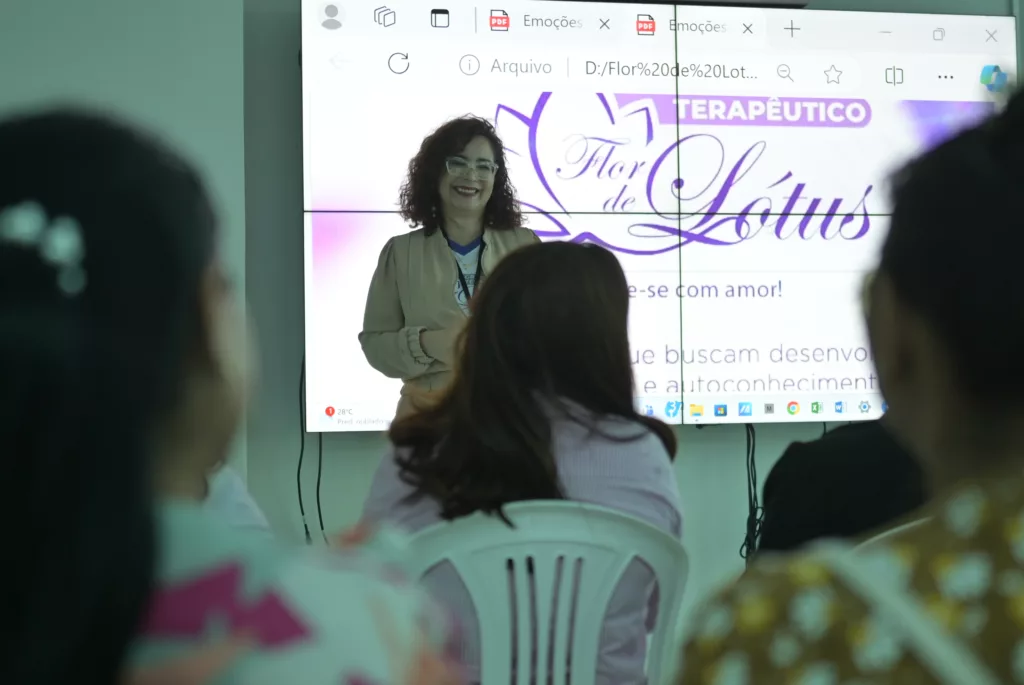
[321,4,342,30]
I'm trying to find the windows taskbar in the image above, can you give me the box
[310,395,888,431]
[638,395,888,424]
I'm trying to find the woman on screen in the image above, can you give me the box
[677,90,1024,683]
[360,116,538,418]
[362,241,683,685]
[0,108,460,685]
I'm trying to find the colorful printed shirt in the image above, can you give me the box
[677,477,1024,684]
[129,501,461,685]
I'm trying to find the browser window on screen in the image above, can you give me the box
[300,0,1017,430]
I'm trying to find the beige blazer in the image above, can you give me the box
[359,225,539,418]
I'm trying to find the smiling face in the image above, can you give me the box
[437,135,497,220]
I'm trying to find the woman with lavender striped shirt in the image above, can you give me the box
[362,241,684,685]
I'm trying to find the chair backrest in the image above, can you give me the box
[855,518,932,551]
[405,501,689,685]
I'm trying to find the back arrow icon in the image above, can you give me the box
[388,52,409,74]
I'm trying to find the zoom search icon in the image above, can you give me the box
[459,54,480,76]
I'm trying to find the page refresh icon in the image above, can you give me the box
[387,52,409,75]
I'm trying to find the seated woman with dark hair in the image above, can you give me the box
[362,241,684,685]
[0,108,460,685]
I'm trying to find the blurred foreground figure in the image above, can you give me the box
[678,90,1024,683]
[0,108,461,685]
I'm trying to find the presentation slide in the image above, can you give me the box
[301,0,1016,431]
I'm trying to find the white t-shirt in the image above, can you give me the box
[204,465,272,535]
[449,236,482,315]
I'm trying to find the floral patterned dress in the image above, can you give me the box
[677,478,1024,684]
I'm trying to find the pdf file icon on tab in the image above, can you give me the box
[490,9,509,31]
[636,14,655,36]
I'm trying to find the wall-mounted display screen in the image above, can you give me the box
[302,0,1017,430]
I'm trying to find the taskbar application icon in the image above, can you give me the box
[665,401,682,418]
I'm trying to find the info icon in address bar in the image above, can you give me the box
[636,14,655,36]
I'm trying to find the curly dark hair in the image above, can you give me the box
[399,116,522,235]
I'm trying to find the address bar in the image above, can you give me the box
[578,59,756,81]
[354,46,860,89]
[569,55,862,88]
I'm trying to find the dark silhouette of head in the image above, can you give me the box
[399,116,522,235]
[0,108,242,683]
[867,88,1024,483]
[389,241,676,522]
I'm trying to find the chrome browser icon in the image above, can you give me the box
[981,65,1009,92]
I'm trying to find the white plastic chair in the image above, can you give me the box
[405,501,688,685]
[856,517,932,551]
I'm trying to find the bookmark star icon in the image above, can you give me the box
[825,65,842,83]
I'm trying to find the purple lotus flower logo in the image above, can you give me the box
[494,91,875,256]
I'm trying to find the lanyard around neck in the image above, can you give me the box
[443,231,485,302]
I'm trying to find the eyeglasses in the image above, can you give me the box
[445,157,498,179]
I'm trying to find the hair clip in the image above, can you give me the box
[0,201,87,297]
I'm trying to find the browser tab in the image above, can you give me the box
[670,18,726,36]
[521,12,585,31]
[674,6,767,48]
